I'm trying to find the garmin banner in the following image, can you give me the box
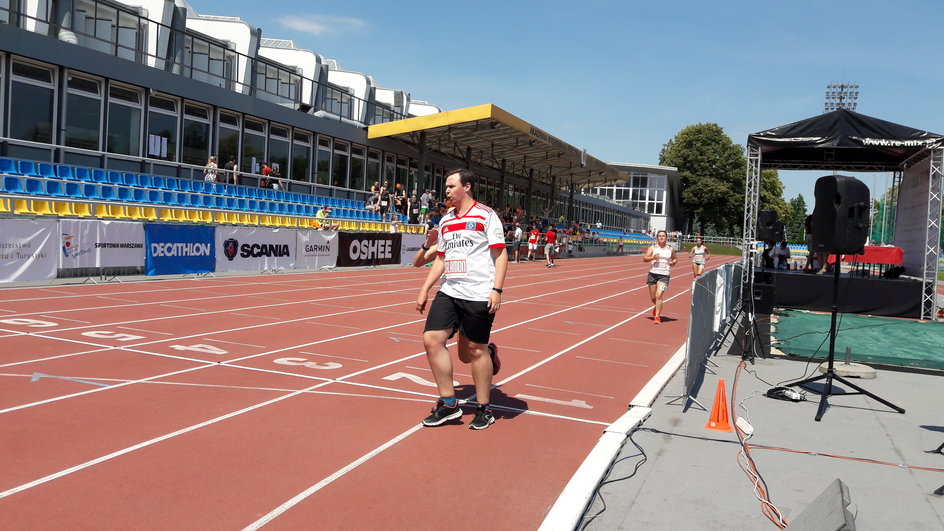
[399,234,426,266]
[144,224,215,275]
[59,220,145,269]
[0,219,58,282]
[296,230,338,269]
[216,227,296,272]
[337,232,401,267]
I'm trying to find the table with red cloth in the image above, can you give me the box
[826,246,904,265]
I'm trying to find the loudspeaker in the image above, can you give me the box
[752,283,775,315]
[757,210,784,242]
[811,175,870,254]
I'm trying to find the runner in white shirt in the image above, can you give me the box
[643,230,677,324]
[512,223,523,263]
[416,169,508,430]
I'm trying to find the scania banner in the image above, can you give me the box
[144,224,215,275]
[60,220,145,269]
[336,232,401,267]
[296,230,338,269]
[216,227,296,272]
[399,234,426,266]
[0,219,57,282]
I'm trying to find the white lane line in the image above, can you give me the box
[528,328,579,335]
[231,313,281,320]
[98,296,138,303]
[0,309,16,313]
[608,337,672,347]
[405,365,471,379]
[525,383,614,399]
[576,355,649,367]
[242,424,425,531]
[204,338,266,349]
[161,304,206,311]
[298,352,368,363]
[499,345,543,353]
[118,326,174,336]
[41,315,90,324]
[305,322,361,330]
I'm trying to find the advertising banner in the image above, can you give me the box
[0,219,58,282]
[399,234,426,266]
[216,227,297,272]
[59,220,145,269]
[144,224,215,275]
[296,230,338,269]
[336,232,401,267]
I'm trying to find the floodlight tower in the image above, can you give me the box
[824,83,859,113]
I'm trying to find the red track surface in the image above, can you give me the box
[0,255,704,529]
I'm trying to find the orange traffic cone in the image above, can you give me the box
[705,378,734,432]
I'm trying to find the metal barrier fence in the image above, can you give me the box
[672,262,742,409]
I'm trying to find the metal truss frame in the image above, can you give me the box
[740,143,762,299]
[920,148,942,319]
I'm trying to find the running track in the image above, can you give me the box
[0,255,704,529]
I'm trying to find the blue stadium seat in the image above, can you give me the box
[235,185,250,198]
[223,184,236,197]
[74,167,92,182]
[276,202,287,214]
[38,163,56,179]
[212,196,224,209]
[199,181,214,194]
[2,175,23,193]
[91,169,107,183]
[163,177,179,191]
[82,183,101,200]
[56,165,75,180]
[0,158,20,175]
[64,181,83,199]
[18,161,39,177]
[99,185,117,201]
[161,191,177,206]
[285,204,297,215]
[151,176,165,190]
[132,188,147,203]
[175,193,188,206]
[224,197,236,210]
[107,171,122,185]
[117,187,133,202]
[45,180,65,197]
[138,174,151,188]
[200,194,214,208]
[264,189,275,200]
[247,199,257,211]
[122,173,138,187]
[187,194,201,207]
[24,178,45,195]
[236,198,248,210]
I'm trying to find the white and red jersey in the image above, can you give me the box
[528,230,539,244]
[436,201,505,301]
[649,244,674,276]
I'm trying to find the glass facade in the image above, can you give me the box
[64,74,102,150]
[292,131,311,181]
[106,84,142,156]
[181,103,210,165]
[242,118,266,174]
[146,95,178,161]
[9,61,55,143]
[268,124,290,176]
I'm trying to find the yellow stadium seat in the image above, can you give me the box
[52,201,74,216]
[73,202,92,218]
[0,198,9,214]
[212,211,227,224]
[159,207,176,222]
[110,204,131,219]
[141,207,158,221]
[94,203,111,218]
[33,200,54,216]
[199,210,213,223]
[13,199,34,215]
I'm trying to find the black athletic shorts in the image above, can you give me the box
[424,291,495,345]
[646,272,670,286]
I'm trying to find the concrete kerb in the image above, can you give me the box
[539,344,687,530]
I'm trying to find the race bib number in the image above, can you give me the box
[380,201,388,206]
[443,259,467,277]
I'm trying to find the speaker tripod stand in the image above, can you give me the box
[786,253,905,421]
[720,287,765,363]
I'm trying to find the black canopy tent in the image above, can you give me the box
[743,108,944,319]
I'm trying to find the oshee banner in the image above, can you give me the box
[216,227,296,272]
[336,233,402,267]
[144,224,215,275]
[400,234,426,266]
[0,219,57,282]
[296,230,338,269]
[59,220,145,269]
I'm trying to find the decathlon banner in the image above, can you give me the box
[144,224,215,275]
[399,234,426,266]
[296,230,338,269]
[336,232,401,267]
[216,226,296,272]
[59,220,145,269]
[0,219,58,282]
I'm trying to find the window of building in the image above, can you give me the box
[366,149,381,190]
[322,84,352,119]
[331,140,350,188]
[8,60,55,143]
[315,136,331,185]
[268,123,290,177]
[242,118,266,174]
[396,155,408,190]
[181,102,210,165]
[146,93,178,160]
[350,145,366,190]
[106,83,142,155]
[217,110,240,172]
[383,153,396,187]
[64,73,102,150]
[292,130,312,181]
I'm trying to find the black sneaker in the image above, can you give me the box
[488,342,501,375]
[469,406,495,430]
[422,399,462,427]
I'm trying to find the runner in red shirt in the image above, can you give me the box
[527,225,540,261]
[543,227,558,268]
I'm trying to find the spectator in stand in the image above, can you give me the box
[365,192,380,214]
[203,155,218,182]
[543,226,558,268]
[408,193,421,225]
[314,205,339,231]
[379,186,393,222]
[771,241,791,270]
[259,161,271,188]
[370,181,380,194]
[224,156,238,185]
[420,189,432,223]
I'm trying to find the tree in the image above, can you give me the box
[870,184,898,245]
[784,194,808,243]
[659,123,746,235]
[759,169,790,229]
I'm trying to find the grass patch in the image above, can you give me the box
[681,242,742,256]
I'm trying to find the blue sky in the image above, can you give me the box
[196,0,944,211]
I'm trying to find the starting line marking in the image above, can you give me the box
[118,326,174,336]
[204,338,265,349]
[298,351,368,363]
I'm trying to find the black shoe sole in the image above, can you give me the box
[422,407,463,426]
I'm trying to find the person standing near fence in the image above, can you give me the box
[644,230,677,324]
[689,237,710,277]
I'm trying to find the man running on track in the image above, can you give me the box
[527,224,540,261]
[543,227,558,268]
[643,230,677,324]
[689,237,710,277]
[416,169,508,430]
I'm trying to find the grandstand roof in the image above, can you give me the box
[367,104,622,188]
